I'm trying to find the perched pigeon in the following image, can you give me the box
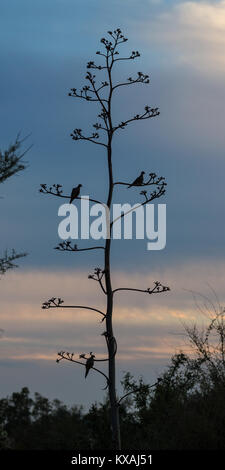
[69,184,82,204]
[128,171,145,188]
[85,352,95,378]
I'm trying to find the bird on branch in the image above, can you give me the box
[85,352,95,378]
[69,184,82,204]
[128,171,145,188]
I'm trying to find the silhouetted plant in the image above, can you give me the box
[40,28,169,449]
[0,135,29,276]
[0,134,30,184]
[0,249,26,276]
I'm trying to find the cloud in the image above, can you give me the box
[1,260,224,362]
[143,1,225,73]
[1,260,224,403]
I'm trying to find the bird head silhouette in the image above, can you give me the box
[141,171,145,175]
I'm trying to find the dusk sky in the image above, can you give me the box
[1,0,225,406]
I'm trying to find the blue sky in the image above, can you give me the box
[1,0,225,269]
[1,0,225,405]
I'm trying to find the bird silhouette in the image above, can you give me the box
[85,352,95,378]
[128,171,145,188]
[69,184,82,204]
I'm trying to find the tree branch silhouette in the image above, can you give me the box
[42,297,106,321]
[40,28,169,449]
[111,182,166,227]
[114,173,166,187]
[0,133,31,184]
[0,135,29,276]
[113,282,170,295]
[39,184,103,205]
[70,128,107,147]
[54,241,105,253]
[56,351,110,389]
[113,106,160,133]
[0,250,27,275]
[88,267,107,295]
[117,380,159,406]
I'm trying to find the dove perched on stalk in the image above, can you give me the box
[85,352,95,378]
[69,184,82,203]
[128,171,145,188]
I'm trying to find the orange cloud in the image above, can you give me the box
[1,260,224,366]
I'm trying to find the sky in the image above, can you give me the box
[1,0,225,406]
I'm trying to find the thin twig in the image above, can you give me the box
[57,352,110,389]
[42,301,106,320]
[111,186,166,227]
[113,283,170,295]
[40,187,103,206]
[117,381,158,406]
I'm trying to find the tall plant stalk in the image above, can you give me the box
[40,28,169,449]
